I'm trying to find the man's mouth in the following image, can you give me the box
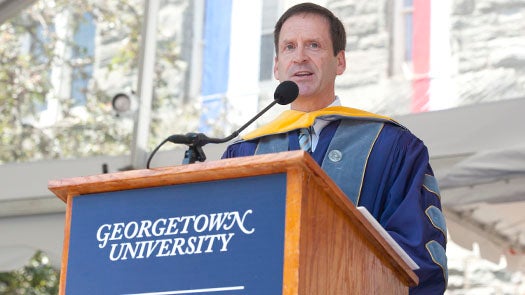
[294,71,313,77]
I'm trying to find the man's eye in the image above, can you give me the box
[285,44,295,50]
[309,42,320,49]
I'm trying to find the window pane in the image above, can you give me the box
[259,34,274,81]
[71,13,96,106]
[404,12,413,62]
[259,0,277,81]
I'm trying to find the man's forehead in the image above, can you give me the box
[279,13,330,41]
[282,12,330,27]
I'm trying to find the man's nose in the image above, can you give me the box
[292,46,308,63]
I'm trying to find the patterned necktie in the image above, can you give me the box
[298,127,312,152]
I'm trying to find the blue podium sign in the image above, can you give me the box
[66,173,287,295]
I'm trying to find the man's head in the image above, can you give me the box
[274,2,346,57]
[273,3,347,111]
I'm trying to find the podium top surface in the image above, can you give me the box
[48,151,320,203]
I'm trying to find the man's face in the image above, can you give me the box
[274,13,345,106]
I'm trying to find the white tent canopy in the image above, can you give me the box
[400,97,525,270]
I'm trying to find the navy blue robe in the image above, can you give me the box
[223,120,447,294]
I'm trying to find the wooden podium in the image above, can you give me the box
[49,151,418,295]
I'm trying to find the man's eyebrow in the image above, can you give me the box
[279,38,295,44]
[280,37,324,44]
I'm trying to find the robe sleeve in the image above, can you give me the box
[373,128,447,294]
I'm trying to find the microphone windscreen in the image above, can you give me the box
[274,80,299,105]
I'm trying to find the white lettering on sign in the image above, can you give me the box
[96,210,255,261]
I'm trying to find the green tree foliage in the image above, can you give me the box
[0,0,193,165]
[0,251,59,295]
[0,0,136,164]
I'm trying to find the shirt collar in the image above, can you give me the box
[311,96,341,135]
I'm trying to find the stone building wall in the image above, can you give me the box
[327,0,412,115]
[450,0,525,106]
[324,0,525,116]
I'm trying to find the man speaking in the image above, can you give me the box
[222,3,447,294]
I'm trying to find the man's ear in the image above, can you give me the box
[336,50,346,75]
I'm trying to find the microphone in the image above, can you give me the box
[146,80,299,167]
[273,80,300,105]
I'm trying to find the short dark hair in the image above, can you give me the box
[274,2,346,56]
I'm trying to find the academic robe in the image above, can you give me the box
[222,106,447,294]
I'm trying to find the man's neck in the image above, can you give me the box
[291,95,336,112]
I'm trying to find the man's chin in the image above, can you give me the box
[297,86,317,98]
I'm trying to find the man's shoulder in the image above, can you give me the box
[222,138,259,158]
[335,113,409,135]
[376,121,428,152]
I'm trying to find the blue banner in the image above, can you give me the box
[199,0,232,133]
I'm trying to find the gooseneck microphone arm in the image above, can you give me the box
[216,99,279,143]
[146,80,299,168]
